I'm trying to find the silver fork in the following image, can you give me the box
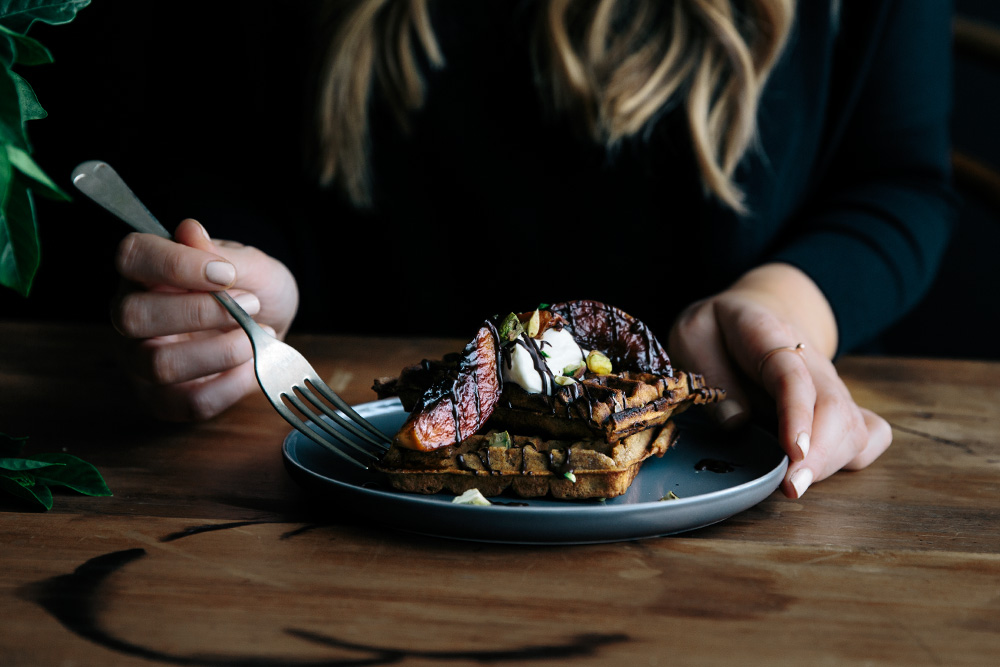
[71,160,391,469]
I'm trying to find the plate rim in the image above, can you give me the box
[281,398,788,541]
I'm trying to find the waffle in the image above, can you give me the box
[489,369,723,443]
[376,421,678,499]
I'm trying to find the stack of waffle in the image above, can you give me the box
[373,328,723,499]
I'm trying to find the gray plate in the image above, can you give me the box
[282,398,788,544]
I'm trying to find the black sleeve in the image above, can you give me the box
[771,0,958,355]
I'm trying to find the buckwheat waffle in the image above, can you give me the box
[490,369,724,443]
[376,421,679,499]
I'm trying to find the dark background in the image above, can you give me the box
[2,0,998,360]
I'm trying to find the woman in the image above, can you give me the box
[109,0,955,499]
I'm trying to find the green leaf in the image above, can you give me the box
[0,0,92,34]
[0,457,65,471]
[0,23,51,65]
[28,452,112,497]
[0,32,12,66]
[7,144,68,199]
[0,60,27,150]
[0,473,52,509]
[0,165,39,296]
[0,0,89,298]
[0,138,11,207]
[10,69,45,121]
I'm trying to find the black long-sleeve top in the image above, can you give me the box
[26,0,955,354]
[278,0,954,354]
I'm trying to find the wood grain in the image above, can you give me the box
[1,322,998,666]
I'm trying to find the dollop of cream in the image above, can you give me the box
[502,326,586,394]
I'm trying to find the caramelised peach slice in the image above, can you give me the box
[393,322,503,451]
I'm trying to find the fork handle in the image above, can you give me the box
[72,161,172,239]
[210,291,266,336]
[72,160,268,338]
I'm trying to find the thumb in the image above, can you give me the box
[174,218,219,253]
[668,300,751,429]
[172,218,239,290]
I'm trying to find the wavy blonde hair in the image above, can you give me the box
[316,0,795,212]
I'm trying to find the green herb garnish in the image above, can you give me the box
[486,431,513,449]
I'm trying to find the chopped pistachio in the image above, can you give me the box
[660,491,680,501]
[498,312,524,342]
[452,488,492,506]
[564,471,577,483]
[562,360,587,378]
[586,350,613,375]
[554,375,577,386]
[526,309,541,338]
[486,430,513,449]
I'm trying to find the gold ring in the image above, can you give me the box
[757,342,805,375]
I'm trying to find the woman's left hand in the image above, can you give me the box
[667,263,892,498]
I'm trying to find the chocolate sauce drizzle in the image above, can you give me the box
[414,321,503,448]
[694,458,739,473]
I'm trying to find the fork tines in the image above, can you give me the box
[279,378,392,470]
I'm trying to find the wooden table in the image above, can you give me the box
[1,321,998,666]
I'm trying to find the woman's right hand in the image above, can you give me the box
[111,218,299,421]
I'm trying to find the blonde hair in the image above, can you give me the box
[317,0,795,213]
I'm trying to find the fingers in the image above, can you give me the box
[113,288,261,338]
[130,360,260,422]
[115,224,237,292]
[108,218,293,423]
[756,343,816,463]
[779,366,890,499]
[116,324,276,421]
[845,408,893,470]
[125,328,256,385]
[696,292,890,499]
[111,219,274,339]
[712,299,815,463]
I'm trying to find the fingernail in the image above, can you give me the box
[194,220,211,241]
[205,260,235,286]
[790,467,813,499]
[233,292,260,315]
[796,432,811,460]
[261,324,277,338]
[716,400,746,426]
